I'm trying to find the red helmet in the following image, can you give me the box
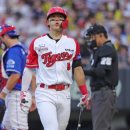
[47,6,67,20]
[0,24,19,37]
[47,7,68,29]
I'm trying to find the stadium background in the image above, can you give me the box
[1,0,130,130]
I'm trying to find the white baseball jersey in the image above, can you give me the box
[26,34,81,85]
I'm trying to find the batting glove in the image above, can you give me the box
[77,94,91,109]
[20,91,32,113]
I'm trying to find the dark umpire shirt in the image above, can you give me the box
[85,40,119,92]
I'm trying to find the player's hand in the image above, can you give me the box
[20,91,32,113]
[77,94,91,110]
[29,96,36,112]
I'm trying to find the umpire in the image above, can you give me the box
[84,24,119,130]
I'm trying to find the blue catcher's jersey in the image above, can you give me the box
[3,44,26,90]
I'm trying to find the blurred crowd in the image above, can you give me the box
[1,0,130,70]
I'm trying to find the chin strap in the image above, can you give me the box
[62,18,69,29]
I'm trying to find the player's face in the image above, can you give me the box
[47,13,65,31]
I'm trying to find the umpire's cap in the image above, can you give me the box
[86,24,107,36]
[0,24,19,37]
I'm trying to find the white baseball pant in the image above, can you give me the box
[35,85,71,130]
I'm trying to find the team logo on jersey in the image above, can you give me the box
[35,44,48,52]
[41,51,73,67]
[7,59,15,68]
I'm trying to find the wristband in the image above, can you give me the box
[2,87,10,94]
[79,84,88,95]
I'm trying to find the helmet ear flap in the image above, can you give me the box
[62,18,68,29]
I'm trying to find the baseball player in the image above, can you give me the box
[0,24,35,130]
[21,6,90,130]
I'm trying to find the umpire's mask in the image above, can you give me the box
[84,27,97,50]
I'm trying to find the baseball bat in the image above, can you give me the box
[77,105,84,130]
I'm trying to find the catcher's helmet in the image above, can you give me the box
[0,24,19,37]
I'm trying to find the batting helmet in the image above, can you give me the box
[47,7,68,29]
[0,24,19,37]
[47,7,67,19]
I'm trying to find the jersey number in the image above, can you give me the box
[100,57,112,65]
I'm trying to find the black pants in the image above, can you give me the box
[91,87,116,130]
